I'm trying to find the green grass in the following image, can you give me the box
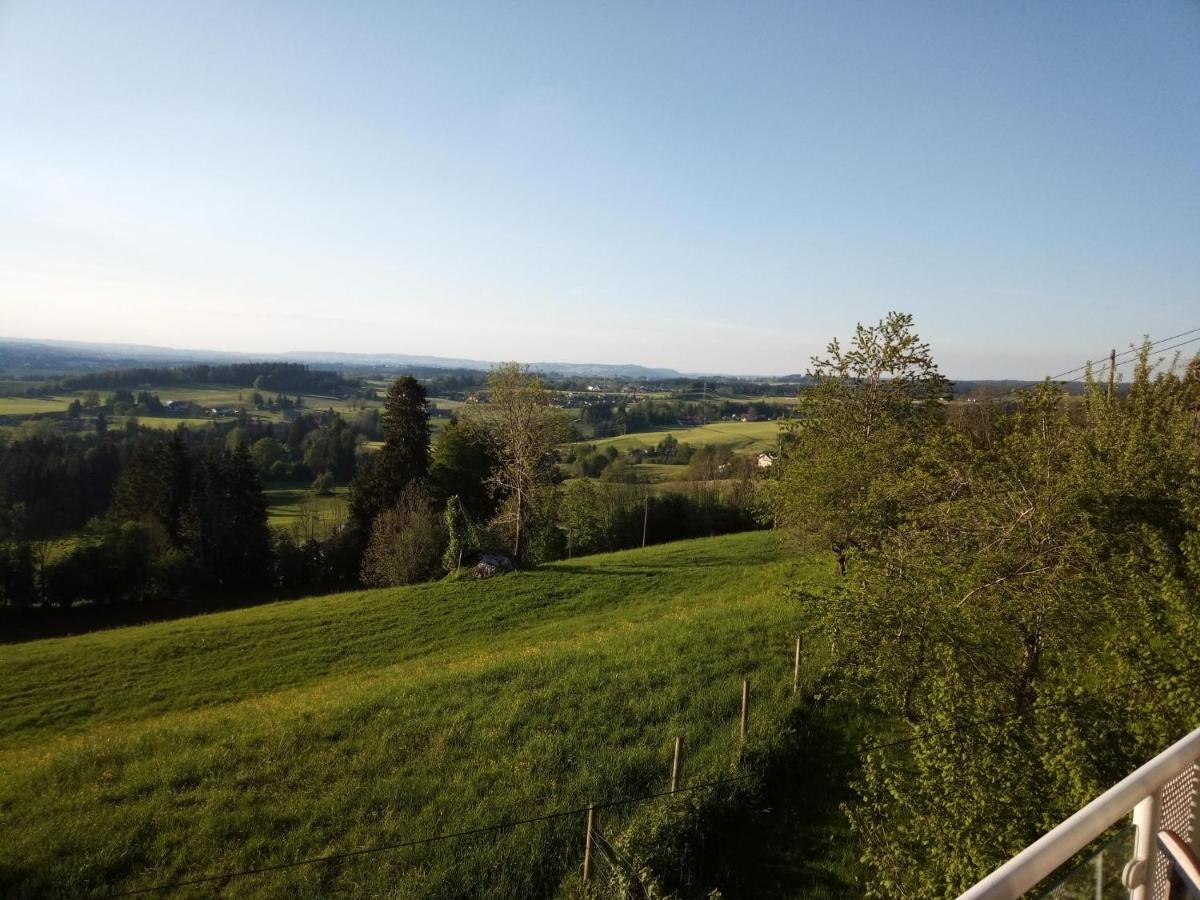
[122,416,220,430]
[0,532,843,898]
[584,420,782,457]
[0,396,70,416]
[264,484,350,531]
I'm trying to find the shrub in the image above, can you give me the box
[311,471,336,495]
[361,484,446,586]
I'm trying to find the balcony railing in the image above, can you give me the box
[958,725,1200,900]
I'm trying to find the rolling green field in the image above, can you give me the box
[584,420,782,456]
[0,396,71,416]
[0,532,851,898]
[265,484,351,532]
[125,416,223,431]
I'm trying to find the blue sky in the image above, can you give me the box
[1,1,1197,377]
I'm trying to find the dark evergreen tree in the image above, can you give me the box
[182,446,271,591]
[110,433,191,544]
[0,542,35,607]
[349,376,430,528]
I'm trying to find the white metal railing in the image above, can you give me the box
[958,725,1200,900]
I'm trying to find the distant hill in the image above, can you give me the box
[0,337,1094,386]
[0,337,682,380]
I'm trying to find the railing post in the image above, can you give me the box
[1128,791,1162,900]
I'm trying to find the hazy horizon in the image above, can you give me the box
[3,2,1198,378]
[5,330,1187,383]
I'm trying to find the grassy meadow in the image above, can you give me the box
[0,532,854,899]
[264,484,351,532]
[0,396,72,416]
[585,420,782,457]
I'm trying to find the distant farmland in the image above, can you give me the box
[585,420,782,456]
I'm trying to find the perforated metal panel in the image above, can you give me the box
[1151,763,1199,900]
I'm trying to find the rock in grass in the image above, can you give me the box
[473,552,515,579]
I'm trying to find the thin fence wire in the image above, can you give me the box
[103,659,1200,898]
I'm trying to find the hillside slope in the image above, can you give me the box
[0,532,836,898]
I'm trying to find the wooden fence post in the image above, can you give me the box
[582,803,595,882]
[793,636,802,694]
[740,679,750,739]
[671,735,683,792]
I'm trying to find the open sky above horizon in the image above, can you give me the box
[2,2,1198,378]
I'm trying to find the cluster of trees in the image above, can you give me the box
[580,398,787,438]
[0,407,372,548]
[232,414,363,483]
[249,391,305,412]
[348,365,567,581]
[58,362,354,394]
[659,376,803,397]
[1,437,273,608]
[643,434,694,465]
[560,479,756,558]
[0,434,124,536]
[766,312,1200,894]
[564,444,629,479]
[349,365,766,587]
[566,438,757,483]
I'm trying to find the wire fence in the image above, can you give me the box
[101,655,1200,898]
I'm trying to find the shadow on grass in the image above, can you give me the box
[549,560,739,577]
[0,583,353,645]
[687,694,872,899]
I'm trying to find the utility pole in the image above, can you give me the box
[1107,349,1116,403]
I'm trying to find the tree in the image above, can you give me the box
[772,311,947,574]
[475,363,570,561]
[181,445,272,591]
[428,417,500,520]
[111,433,192,545]
[441,494,476,573]
[249,437,287,474]
[311,471,336,495]
[822,343,1200,895]
[560,478,608,557]
[349,376,431,529]
[303,417,359,480]
[0,542,35,607]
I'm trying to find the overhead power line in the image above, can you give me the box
[1043,325,1200,384]
[976,327,1200,402]
[1064,334,1200,384]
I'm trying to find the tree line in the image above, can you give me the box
[579,397,789,437]
[55,362,355,395]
